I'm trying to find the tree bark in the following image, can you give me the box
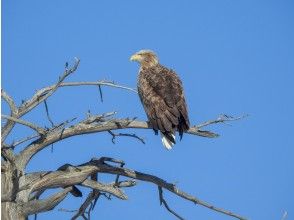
[2,202,26,220]
[1,164,27,220]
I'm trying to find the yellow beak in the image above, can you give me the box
[130,54,140,61]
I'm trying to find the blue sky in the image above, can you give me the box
[2,0,294,219]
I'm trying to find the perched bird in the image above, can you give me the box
[130,49,190,149]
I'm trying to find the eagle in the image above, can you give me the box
[130,49,190,149]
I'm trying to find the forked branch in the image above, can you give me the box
[22,187,73,216]
[1,58,80,143]
[18,113,245,168]
[23,157,247,220]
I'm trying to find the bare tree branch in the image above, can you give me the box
[19,81,136,115]
[1,115,47,135]
[24,157,247,220]
[71,190,100,220]
[19,58,80,116]
[81,179,128,200]
[108,130,146,144]
[18,114,236,168]
[4,134,40,149]
[97,158,247,220]
[1,89,18,115]
[58,208,78,213]
[158,186,185,220]
[22,187,73,216]
[59,180,135,219]
[1,58,80,144]
[44,100,55,127]
[49,80,137,93]
[1,89,18,143]
[98,85,103,102]
[196,114,248,129]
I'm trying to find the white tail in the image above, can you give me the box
[160,132,175,150]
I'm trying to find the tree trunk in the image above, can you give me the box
[1,164,27,220]
[2,202,26,220]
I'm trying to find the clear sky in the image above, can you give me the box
[2,1,294,219]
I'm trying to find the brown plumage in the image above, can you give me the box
[130,49,190,149]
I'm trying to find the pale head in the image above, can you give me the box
[130,49,159,68]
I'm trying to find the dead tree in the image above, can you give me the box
[1,58,247,220]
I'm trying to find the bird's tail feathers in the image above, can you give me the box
[160,132,175,150]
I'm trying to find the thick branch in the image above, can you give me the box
[19,115,226,167]
[81,179,128,200]
[26,158,246,220]
[1,89,18,143]
[22,187,72,216]
[1,89,18,115]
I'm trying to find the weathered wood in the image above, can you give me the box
[1,164,26,220]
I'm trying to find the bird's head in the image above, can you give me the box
[130,49,159,68]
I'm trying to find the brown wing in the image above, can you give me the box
[138,64,190,139]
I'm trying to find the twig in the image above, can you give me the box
[20,81,136,112]
[90,173,99,210]
[99,157,125,166]
[158,186,185,220]
[2,134,40,149]
[114,163,125,186]
[58,208,78,213]
[19,58,80,115]
[44,100,54,127]
[98,85,103,102]
[71,191,101,220]
[108,130,145,144]
[82,112,117,124]
[1,58,80,143]
[50,117,77,132]
[53,81,137,93]
[1,115,46,135]
[196,114,248,129]
[115,180,136,187]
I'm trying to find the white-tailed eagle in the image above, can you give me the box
[130,49,190,149]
